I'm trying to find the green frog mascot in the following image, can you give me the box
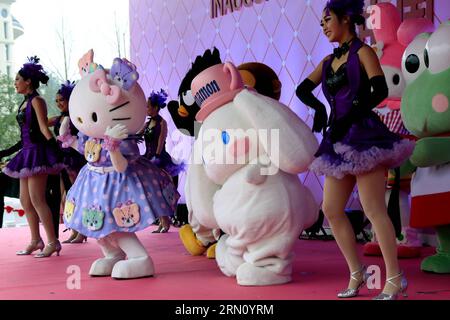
[401,21,450,273]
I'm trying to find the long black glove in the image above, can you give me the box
[329,75,388,143]
[296,78,328,134]
[0,141,23,159]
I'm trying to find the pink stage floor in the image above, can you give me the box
[0,225,449,300]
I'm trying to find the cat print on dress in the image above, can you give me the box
[82,207,105,231]
[113,202,141,228]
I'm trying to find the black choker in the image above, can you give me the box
[333,39,354,59]
[24,91,37,100]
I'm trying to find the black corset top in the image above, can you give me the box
[16,108,26,126]
[325,63,348,96]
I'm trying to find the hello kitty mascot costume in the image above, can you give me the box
[59,52,179,279]
[364,3,435,258]
[185,62,319,286]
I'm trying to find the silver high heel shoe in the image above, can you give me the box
[34,241,62,258]
[373,271,408,300]
[337,266,369,298]
[16,238,45,255]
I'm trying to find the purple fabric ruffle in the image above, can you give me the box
[309,139,415,179]
[3,142,65,179]
[159,161,186,177]
[3,163,66,179]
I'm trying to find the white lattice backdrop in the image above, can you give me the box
[129,0,449,207]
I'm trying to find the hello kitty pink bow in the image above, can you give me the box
[89,69,122,104]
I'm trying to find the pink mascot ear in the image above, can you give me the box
[223,62,244,91]
[89,69,123,105]
[372,3,401,45]
[102,84,122,104]
[89,69,107,92]
[372,3,406,69]
[397,18,435,47]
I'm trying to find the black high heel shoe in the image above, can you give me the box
[152,216,171,233]
[70,233,87,243]
[62,230,78,244]
[152,224,170,233]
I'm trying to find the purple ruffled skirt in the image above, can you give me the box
[309,113,415,179]
[3,143,65,179]
[60,147,86,173]
[151,151,185,177]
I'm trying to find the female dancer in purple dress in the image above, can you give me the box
[143,89,183,233]
[49,81,87,243]
[2,57,65,257]
[296,0,414,300]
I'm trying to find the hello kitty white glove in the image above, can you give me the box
[105,124,128,140]
[57,117,76,148]
[103,124,128,151]
[60,117,70,136]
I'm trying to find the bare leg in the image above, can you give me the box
[19,178,41,241]
[158,215,171,233]
[68,170,77,185]
[357,167,401,295]
[28,174,57,243]
[322,174,364,290]
[60,176,66,220]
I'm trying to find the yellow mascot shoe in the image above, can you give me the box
[206,243,217,259]
[179,224,207,256]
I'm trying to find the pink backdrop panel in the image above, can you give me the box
[130,0,450,207]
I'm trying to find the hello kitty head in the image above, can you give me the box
[69,53,147,139]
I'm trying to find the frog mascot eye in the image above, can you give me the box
[402,34,431,84]
[424,23,450,75]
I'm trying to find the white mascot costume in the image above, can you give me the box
[185,62,319,286]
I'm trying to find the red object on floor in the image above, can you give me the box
[398,245,422,259]
[363,242,382,256]
[0,225,449,300]
[363,242,422,259]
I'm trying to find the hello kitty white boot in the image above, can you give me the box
[89,235,126,276]
[110,232,155,279]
